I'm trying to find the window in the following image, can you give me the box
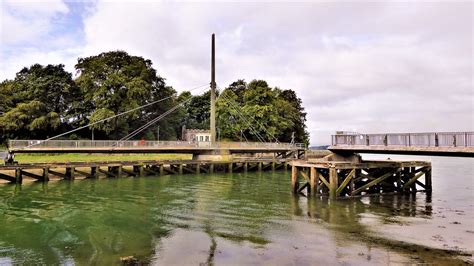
[205,136,209,142]
[200,136,204,141]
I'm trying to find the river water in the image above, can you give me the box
[0,155,472,265]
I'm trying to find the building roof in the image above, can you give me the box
[185,129,210,134]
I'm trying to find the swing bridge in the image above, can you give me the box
[2,34,473,200]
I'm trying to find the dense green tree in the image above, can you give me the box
[216,79,309,144]
[181,90,212,130]
[0,64,81,141]
[75,51,179,140]
[277,89,309,144]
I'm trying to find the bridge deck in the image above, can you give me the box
[8,140,305,154]
[330,132,474,157]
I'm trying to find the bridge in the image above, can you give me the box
[4,34,306,160]
[329,131,474,157]
[8,140,306,158]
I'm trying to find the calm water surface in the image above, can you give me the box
[0,155,472,265]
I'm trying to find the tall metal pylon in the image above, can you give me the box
[210,33,216,144]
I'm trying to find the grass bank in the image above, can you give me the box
[15,153,191,164]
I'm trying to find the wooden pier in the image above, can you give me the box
[290,160,432,199]
[0,158,290,184]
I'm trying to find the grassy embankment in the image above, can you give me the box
[14,153,191,164]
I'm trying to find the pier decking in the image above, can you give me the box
[290,159,432,199]
[0,158,290,184]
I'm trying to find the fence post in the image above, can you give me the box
[408,133,411,146]
[435,133,439,147]
[453,135,457,147]
[465,133,468,147]
[384,135,388,146]
[366,135,369,146]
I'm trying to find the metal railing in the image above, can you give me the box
[9,140,306,150]
[331,132,474,148]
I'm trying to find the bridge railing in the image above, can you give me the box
[332,132,474,147]
[9,140,306,150]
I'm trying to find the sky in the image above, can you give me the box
[0,0,473,145]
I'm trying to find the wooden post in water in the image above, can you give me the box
[209,163,214,174]
[66,167,75,180]
[43,167,49,182]
[117,166,122,178]
[310,167,317,196]
[196,163,200,174]
[425,167,432,191]
[329,167,338,199]
[159,164,164,175]
[244,162,248,172]
[291,165,299,193]
[258,162,263,172]
[410,167,416,192]
[91,166,98,178]
[15,168,22,184]
[228,163,233,173]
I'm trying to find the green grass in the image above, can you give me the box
[15,153,192,164]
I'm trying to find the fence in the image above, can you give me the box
[331,132,474,147]
[9,140,306,150]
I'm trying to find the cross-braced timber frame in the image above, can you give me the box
[290,160,432,199]
[0,159,290,184]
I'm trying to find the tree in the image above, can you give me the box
[0,64,81,140]
[75,51,179,140]
[276,89,310,144]
[216,79,309,144]
[181,90,211,130]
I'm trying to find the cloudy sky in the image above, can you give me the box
[1,0,472,145]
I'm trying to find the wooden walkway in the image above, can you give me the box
[0,158,291,184]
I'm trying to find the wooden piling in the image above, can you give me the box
[159,164,164,175]
[15,168,22,184]
[310,167,317,196]
[329,167,338,199]
[91,166,98,178]
[291,165,298,193]
[43,168,49,182]
[65,167,75,180]
[425,167,432,191]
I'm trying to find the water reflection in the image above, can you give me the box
[0,171,467,264]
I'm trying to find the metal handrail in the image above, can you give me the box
[9,140,306,150]
[331,132,474,147]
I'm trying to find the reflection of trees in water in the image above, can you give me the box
[0,178,178,264]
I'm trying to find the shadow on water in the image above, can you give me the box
[0,170,471,264]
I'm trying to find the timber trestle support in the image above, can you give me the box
[291,160,432,199]
[0,159,290,184]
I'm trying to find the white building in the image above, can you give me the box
[182,129,211,143]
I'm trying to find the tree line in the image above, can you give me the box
[0,51,309,145]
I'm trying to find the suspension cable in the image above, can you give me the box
[218,85,280,143]
[218,92,267,143]
[120,94,198,141]
[22,83,209,149]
